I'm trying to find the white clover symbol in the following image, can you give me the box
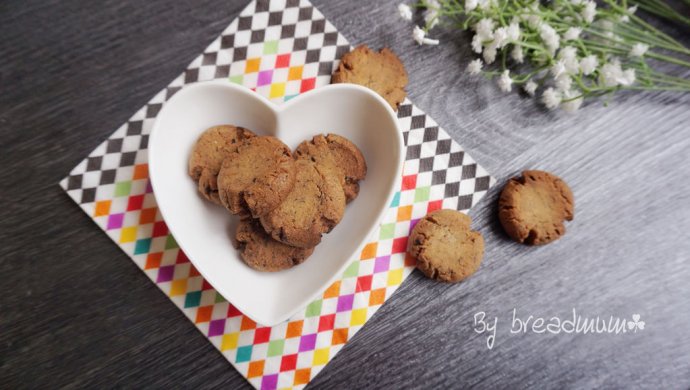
[627,314,645,332]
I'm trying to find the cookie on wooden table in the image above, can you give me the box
[188,125,255,204]
[331,45,408,111]
[295,134,367,202]
[217,136,296,217]
[408,209,484,283]
[235,218,314,272]
[260,159,346,249]
[498,170,574,245]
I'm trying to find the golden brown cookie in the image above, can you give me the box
[188,125,255,204]
[498,170,574,245]
[295,134,367,202]
[408,209,484,283]
[331,45,408,111]
[260,159,346,248]
[235,218,314,272]
[217,136,296,217]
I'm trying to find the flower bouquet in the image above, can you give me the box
[398,0,690,112]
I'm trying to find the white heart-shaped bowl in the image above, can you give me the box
[149,81,403,326]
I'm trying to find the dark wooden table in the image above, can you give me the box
[2,0,690,388]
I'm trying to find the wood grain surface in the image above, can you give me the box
[2,0,689,388]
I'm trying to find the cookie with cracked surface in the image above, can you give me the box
[408,209,484,283]
[331,45,408,111]
[498,170,574,245]
[235,218,314,272]
[260,159,346,249]
[295,134,367,202]
[188,125,255,204]
[217,136,295,217]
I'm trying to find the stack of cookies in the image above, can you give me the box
[188,125,367,272]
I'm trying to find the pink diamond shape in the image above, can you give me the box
[208,319,226,337]
[156,265,175,283]
[257,70,273,86]
[107,213,124,230]
[374,256,391,273]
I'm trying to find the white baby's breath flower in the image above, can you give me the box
[630,43,649,57]
[483,42,498,64]
[465,0,478,12]
[424,0,441,28]
[542,87,562,109]
[600,61,624,87]
[475,18,495,41]
[621,68,636,85]
[471,34,484,53]
[561,90,583,112]
[570,0,584,5]
[524,80,538,96]
[598,20,614,31]
[555,74,573,92]
[559,46,580,74]
[550,59,567,78]
[507,22,521,42]
[398,3,413,21]
[628,5,638,15]
[413,25,440,45]
[580,55,599,75]
[581,1,597,24]
[511,45,524,63]
[524,13,542,28]
[498,69,513,92]
[563,27,582,41]
[478,0,492,10]
[559,46,577,60]
[466,58,483,75]
[540,23,560,54]
[493,27,509,48]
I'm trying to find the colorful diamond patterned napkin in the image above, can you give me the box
[59,0,494,388]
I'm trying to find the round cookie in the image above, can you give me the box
[217,136,296,217]
[331,45,408,111]
[260,159,346,248]
[235,218,314,272]
[295,134,367,202]
[498,170,574,245]
[188,125,255,204]
[408,209,484,283]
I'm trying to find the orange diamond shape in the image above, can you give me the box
[286,320,303,338]
[397,205,413,222]
[294,368,311,385]
[247,360,265,378]
[245,58,261,73]
[133,164,148,180]
[288,65,303,81]
[360,243,378,260]
[323,281,340,299]
[94,200,111,217]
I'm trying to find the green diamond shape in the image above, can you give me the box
[343,261,359,278]
[379,223,396,240]
[229,75,243,85]
[267,340,285,357]
[263,40,278,54]
[414,186,431,202]
[165,235,179,250]
[214,292,226,303]
[114,181,132,197]
[305,299,322,317]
